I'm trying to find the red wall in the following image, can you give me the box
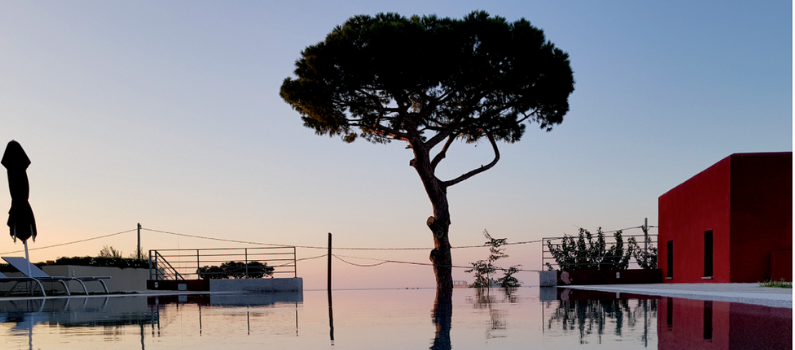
[659,156,732,283]
[659,152,792,283]
[729,153,792,282]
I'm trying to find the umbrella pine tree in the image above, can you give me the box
[281,11,574,288]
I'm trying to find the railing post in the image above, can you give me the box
[197,249,200,278]
[148,250,153,280]
[294,246,297,278]
[245,248,249,279]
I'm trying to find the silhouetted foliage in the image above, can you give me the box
[128,246,146,260]
[281,11,574,288]
[629,226,658,269]
[98,245,123,258]
[54,256,148,269]
[198,261,274,280]
[546,297,656,343]
[467,230,522,288]
[546,228,633,271]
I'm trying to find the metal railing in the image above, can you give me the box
[148,247,297,280]
[150,250,185,280]
[541,234,657,271]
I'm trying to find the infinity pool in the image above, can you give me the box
[0,287,790,349]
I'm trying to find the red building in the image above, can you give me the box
[658,152,792,283]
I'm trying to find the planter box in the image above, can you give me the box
[558,269,662,285]
[147,279,210,291]
[538,270,558,287]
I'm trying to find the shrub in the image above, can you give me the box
[546,228,633,271]
[54,256,149,269]
[198,261,274,280]
[629,226,657,269]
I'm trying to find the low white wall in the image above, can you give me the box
[0,265,149,293]
[210,277,303,292]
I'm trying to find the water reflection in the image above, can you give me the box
[544,288,657,346]
[658,297,792,350]
[148,291,302,340]
[431,288,452,350]
[0,296,151,328]
[465,287,520,340]
[0,288,791,349]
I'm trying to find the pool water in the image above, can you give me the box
[0,287,791,349]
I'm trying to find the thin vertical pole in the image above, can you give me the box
[137,223,142,260]
[24,239,32,295]
[327,233,332,293]
[293,247,297,278]
[245,248,249,278]
[327,232,334,344]
[196,249,200,276]
[644,218,648,256]
[23,240,31,277]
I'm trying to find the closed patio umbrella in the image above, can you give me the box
[2,140,37,277]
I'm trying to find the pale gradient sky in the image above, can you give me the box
[0,1,791,289]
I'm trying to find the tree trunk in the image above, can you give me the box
[428,210,453,290]
[411,143,454,290]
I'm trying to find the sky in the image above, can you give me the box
[0,1,791,289]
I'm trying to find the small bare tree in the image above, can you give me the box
[98,245,122,258]
[467,230,522,288]
[128,246,146,260]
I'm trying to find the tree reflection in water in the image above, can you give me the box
[546,291,657,345]
[464,287,520,340]
[430,288,452,350]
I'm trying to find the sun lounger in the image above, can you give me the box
[0,271,56,296]
[2,257,110,295]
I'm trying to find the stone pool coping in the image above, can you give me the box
[561,283,792,308]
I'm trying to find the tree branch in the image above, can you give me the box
[442,132,500,187]
[425,110,466,148]
[431,134,456,171]
[350,121,410,141]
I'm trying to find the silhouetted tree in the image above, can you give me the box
[281,11,574,288]
[98,245,123,258]
[467,229,522,288]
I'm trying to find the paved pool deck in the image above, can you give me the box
[563,283,792,308]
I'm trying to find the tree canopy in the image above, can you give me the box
[280,11,574,288]
[281,11,574,150]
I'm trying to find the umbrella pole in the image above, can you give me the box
[24,240,32,277]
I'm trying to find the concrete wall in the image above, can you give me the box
[0,265,148,293]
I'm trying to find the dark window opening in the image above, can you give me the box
[704,231,713,277]
[667,241,673,278]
